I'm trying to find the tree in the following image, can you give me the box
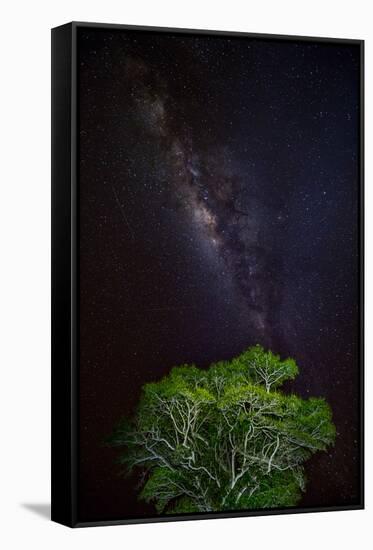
[109,345,335,514]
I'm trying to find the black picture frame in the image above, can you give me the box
[51,21,364,528]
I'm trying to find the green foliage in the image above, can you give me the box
[110,345,335,514]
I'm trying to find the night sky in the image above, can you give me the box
[78,27,361,522]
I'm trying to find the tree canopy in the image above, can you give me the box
[109,345,335,514]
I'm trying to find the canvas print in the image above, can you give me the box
[76,26,362,523]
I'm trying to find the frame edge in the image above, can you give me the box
[51,22,76,528]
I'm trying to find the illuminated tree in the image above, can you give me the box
[109,345,335,513]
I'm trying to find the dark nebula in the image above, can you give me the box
[78,27,361,522]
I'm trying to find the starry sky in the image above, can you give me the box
[78,27,362,522]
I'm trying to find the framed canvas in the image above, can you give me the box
[51,22,364,527]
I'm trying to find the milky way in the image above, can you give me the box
[78,28,362,521]
[120,54,279,345]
